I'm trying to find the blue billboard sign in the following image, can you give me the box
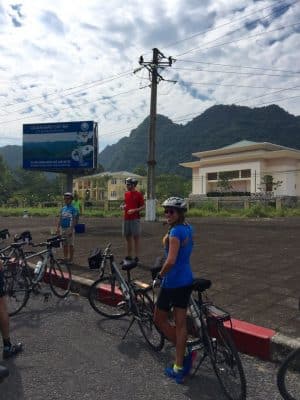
[23,121,98,170]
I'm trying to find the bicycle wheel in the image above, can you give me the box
[277,348,300,400]
[48,259,71,298]
[208,321,247,400]
[88,276,129,319]
[3,269,30,316]
[135,291,164,351]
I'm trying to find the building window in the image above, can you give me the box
[241,169,251,178]
[207,172,218,181]
[110,191,116,197]
[220,170,239,179]
[111,178,117,184]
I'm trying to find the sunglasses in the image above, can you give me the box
[164,208,176,215]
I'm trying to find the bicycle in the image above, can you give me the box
[88,243,164,351]
[277,299,300,400]
[2,235,72,316]
[186,277,247,400]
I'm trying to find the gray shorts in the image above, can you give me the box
[123,219,141,237]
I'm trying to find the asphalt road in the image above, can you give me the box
[0,293,291,400]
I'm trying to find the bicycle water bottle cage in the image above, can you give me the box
[0,229,9,240]
[192,278,212,293]
[121,259,138,271]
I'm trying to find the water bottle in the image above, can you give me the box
[190,303,201,329]
[34,260,43,277]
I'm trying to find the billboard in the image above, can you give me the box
[23,121,98,171]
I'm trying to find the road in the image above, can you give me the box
[0,293,287,400]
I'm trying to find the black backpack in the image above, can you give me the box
[88,248,102,269]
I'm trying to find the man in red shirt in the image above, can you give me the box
[122,177,145,262]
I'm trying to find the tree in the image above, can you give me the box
[133,165,147,176]
[259,175,282,193]
[0,155,14,203]
[155,174,191,200]
[217,172,232,193]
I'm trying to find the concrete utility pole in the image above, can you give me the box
[138,48,174,221]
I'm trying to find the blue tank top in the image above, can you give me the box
[162,223,194,289]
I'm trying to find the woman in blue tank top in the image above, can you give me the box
[153,197,194,384]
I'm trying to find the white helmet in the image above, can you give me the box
[125,177,138,186]
[162,197,187,211]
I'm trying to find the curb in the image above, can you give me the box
[69,273,300,363]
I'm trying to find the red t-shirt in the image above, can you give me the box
[124,190,144,220]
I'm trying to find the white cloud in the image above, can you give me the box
[0,0,299,151]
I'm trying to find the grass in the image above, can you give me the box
[1,205,300,218]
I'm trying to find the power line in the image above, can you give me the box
[173,80,300,91]
[163,0,294,50]
[0,70,134,117]
[175,21,300,57]
[175,59,300,74]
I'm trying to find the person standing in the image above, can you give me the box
[122,177,145,262]
[0,260,23,359]
[56,192,78,263]
[153,197,194,384]
[72,191,82,225]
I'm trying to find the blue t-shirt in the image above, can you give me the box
[162,223,194,289]
[60,205,78,229]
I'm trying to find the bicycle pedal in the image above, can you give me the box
[117,301,127,310]
[43,292,52,302]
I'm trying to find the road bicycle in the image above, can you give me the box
[277,299,300,400]
[88,243,164,351]
[1,235,72,316]
[186,277,247,400]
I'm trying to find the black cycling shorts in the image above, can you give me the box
[156,285,192,311]
[0,270,5,297]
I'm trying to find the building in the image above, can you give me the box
[180,141,300,197]
[73,171,147,201]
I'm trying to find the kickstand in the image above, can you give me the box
[122,317,136,340]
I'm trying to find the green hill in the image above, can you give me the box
[99,104,300,177]
[1,105,300,176]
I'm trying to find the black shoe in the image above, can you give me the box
[3,343,23,360]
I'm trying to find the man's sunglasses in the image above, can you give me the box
[164,208,176,215]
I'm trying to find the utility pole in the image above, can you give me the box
[138,48,174,221]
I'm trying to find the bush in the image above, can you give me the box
[207,191,251,197]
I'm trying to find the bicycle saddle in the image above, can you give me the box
[192,278,212,292]
[121,259,138,271]
[0,364,9,381]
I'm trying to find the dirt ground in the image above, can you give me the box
[1,215,299,339]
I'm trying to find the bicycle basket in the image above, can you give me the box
[47,235,62,248]
[88,248,102,269]
[206,304,231,322]
[0,229,9,240]
[14,230,32,243]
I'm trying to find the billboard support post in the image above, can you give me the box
[66,173,73,193]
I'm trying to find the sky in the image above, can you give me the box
[0,0,299,152]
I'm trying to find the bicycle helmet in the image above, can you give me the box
[64,192,73,198]
[125,177,138,186]
[162,197,187,211]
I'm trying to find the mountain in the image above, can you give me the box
[0,145,22,170]
[1,105,300,176]
[99,104,300,176]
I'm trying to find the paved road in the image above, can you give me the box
[0,294,289,400]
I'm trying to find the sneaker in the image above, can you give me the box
[165,365,185,384]
[3,343,23,360]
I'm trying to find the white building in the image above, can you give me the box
[180,141,300,197]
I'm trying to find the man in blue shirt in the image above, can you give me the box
[56,192,78,263]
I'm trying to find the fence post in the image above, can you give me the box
[276,198,282,210]
[244,199,250,209]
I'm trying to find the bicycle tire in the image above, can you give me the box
[277,348,300,400]
[208,321,247,400]
[4,270,30,316]
[88,276,129,319]
[48,259,72,298]
[135,291,164,351]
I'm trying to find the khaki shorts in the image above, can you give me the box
[61,228,74,246]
